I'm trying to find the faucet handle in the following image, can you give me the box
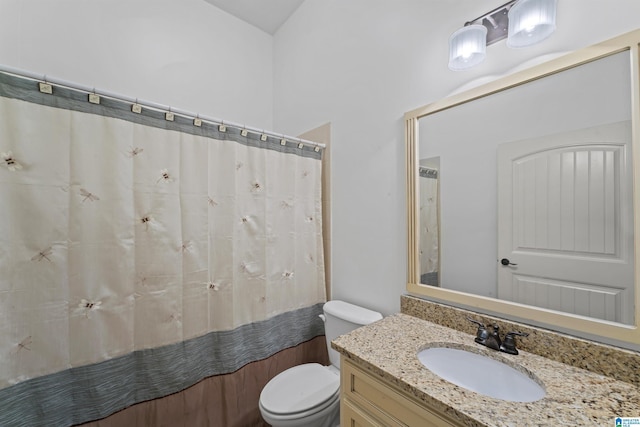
[466,317,489,344]
[466,316,484,328]
[500,331,529,355]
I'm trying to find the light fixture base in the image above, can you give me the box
[469,1,515,46]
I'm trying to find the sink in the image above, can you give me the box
[417,347,545,402]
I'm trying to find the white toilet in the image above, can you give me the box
[259,300,383,427]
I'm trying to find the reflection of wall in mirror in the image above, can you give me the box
[419,161,439,286]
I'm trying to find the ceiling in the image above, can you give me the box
[204,0,306,35]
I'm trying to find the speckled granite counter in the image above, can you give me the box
[401,295,640,385]
[332,313,640,426]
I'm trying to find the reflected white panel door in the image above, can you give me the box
[497,121,634,324]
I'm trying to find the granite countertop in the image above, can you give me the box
[332,313,640,426]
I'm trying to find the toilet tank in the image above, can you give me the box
[322,300,383,369]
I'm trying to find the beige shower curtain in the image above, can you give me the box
[419,167,439,285]
[0,71,326,426]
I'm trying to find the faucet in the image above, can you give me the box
[467,318,529,355]
[484,324,502,351]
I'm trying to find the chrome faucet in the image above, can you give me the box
[467,317,529,355]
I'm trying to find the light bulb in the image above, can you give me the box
[507,0,557,48]
[448,24,488,70]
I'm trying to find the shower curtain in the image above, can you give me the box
[0,72,326,426]
[419,167,439,286]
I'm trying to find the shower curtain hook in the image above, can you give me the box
[240,125,248,137]
[132,98,142,114]
[39,75,53,94]
[165,106,175,122]
[88,87,100,104]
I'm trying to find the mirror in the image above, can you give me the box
[405,30,640,347]
[420,52,634,321]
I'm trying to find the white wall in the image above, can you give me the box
[273,0,640,316]
[2,0,640,318]
[0,0,274,129]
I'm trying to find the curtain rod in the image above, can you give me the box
[0,64,326,150]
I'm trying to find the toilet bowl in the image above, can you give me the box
[259,364,340,427]
[259,300,383,427]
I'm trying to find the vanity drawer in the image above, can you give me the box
[341,358,463,427]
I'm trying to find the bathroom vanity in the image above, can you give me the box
[340,357,464,426]
[332,309,640,426]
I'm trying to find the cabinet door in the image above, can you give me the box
[341,358,464,427]
[341,398,390,427]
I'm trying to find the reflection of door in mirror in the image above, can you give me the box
[419,158,440,286]
[497,121,634,324]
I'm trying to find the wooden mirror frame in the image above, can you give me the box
[405,29,640,347]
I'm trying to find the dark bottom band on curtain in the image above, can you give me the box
[0,303,326,427]
[76,336,329,427]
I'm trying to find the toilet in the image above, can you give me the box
[259,300,383,427]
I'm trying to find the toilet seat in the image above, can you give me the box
[260,363,340,417]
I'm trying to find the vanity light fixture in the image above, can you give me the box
[507,0,557,48]
[448,0,557,70]
[448,24,488,71]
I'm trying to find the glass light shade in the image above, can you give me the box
[448,24,488,71]
[507,0,557,48]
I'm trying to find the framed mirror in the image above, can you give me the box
[405,29,640,347]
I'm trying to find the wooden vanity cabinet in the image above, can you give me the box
[340,357,465,427]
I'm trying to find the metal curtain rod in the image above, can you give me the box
[0,64,325,150]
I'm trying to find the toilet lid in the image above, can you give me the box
[260,363,339,415]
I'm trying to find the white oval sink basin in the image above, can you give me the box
[417,347,545,402]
